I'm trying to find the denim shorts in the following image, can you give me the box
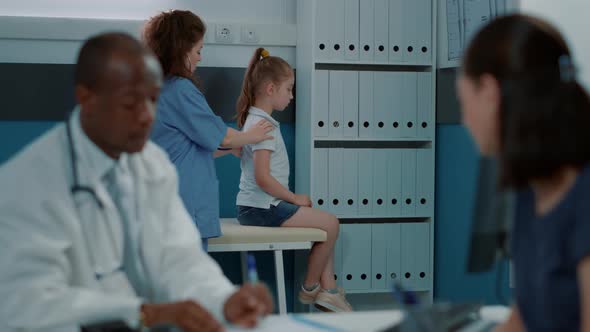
[237,201,300,227]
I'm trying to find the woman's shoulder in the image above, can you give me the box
[579,163,590,178]
[163,76,204,99]
[164,76,200,90]
[574,164,590,196]
[568,164,590,222]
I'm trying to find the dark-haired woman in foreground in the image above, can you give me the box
[458,14,590,331]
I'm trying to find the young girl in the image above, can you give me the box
[458,15,590,331]
[235,48,352,312]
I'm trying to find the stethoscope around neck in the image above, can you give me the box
[66,112,131,281]
[65,111,151,289]
[65,112,104,209]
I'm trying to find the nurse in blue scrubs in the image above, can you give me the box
[143,10,273,248]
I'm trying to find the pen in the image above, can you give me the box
[392,282,436,332]
[391,282,419,307]
[247,253,259,284]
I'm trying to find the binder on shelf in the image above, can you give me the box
[371,224,389,290]
[401,149,417,217]
[389,72,404,139]
[388,0,404,63]
[312,148,329,210]
[342,224,372,290]
[342,148,359,216]
[314,0,331,60]
[402,0,418,63]
[314,70,329,137]
[414,222,431,291]
[373,72,390,139]
[415,0,432,64]
[329,0,345,60]
[416,148,434,217]
[387,149,403,217]
[374,0,389,62]
[344,0,360,61]
[328,71,344,138]
[417,72,433,139]
[342,71,359,138]
[359,0,375,61]
[358,71,375,138]
[400,222,416,289]
[401,72,418,139]
[328,148,345,215]
[386,223,402,286]
[328,0,345,60]
[401,222,431,291]
[372,149,389,216]
[334,234,343,287]
[357,149,374,216]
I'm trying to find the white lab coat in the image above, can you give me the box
[0,118,236,331]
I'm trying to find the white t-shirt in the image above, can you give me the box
[236,107,290,209]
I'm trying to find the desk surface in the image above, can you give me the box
[227,310,403,332]
[227,306,510,332]
[299,310,404,331]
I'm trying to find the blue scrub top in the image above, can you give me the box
[151,77,227,238]
[512,164,590,331]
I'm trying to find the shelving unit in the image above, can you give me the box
[295,0,437,309]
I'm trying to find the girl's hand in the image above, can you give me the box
[246,120,274,143]
[293,194,312,207]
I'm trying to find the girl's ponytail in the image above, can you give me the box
[236,48,265,128]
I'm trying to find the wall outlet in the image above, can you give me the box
[241,25,260,44]
[215,24,234,43]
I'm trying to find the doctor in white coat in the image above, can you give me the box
[0,32,272,332]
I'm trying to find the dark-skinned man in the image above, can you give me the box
[0,32,272,332]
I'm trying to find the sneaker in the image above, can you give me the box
[314,288,353,312]
[336,287,353,311]
[298,284,321,305]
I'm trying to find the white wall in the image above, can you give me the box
[520,0,590,92]
[0,0,296,67]
[0,0,296,23]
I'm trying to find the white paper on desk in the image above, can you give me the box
[480,305,510,322]
[302,310,405,332]
[226,315,330,332]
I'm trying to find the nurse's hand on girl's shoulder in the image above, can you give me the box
[231,147,242,158]
[247,120,274,143]
[293,194,312,207]
[140,300,223,332]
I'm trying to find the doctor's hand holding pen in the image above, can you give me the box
[224,254,274,328]
[224,283,274,328]
[139,282,273,332]
[140,300,223,332]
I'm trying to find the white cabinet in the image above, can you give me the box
[296,0,436,303]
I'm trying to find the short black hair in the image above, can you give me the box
[75,32,148,89]
[463,14,590,189]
